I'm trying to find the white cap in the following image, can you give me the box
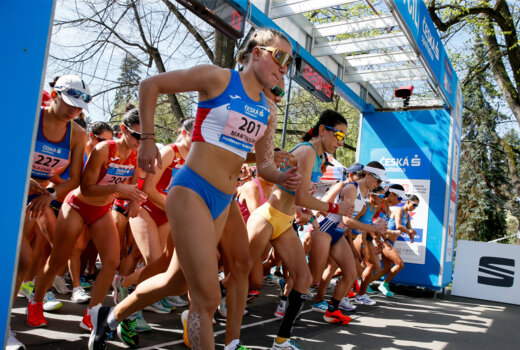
[364,165,390,183]
[388,188,408,199]
[53,75,91,111]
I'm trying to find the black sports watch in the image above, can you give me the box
[45,188,57,201]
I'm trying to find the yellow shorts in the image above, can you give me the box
[253,202,294,241]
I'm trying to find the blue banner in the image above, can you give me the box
[370,148,432,180]
[391,0,458,108]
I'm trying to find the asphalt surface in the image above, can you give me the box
[10,281,520,349]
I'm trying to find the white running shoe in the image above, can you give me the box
[53,275,71,295]
[144,301,170,314]
[355,293,376,306]
[274,299,286,318]
[6,325,25,350]
[166,295,189,307]
[338,297,357,312]
[218,297,248,318]
[271,338,302,349]
[43,291,62,311]
[71,287,91,304]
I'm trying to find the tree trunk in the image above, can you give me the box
[150,48,184,123]
[214,31,236,69]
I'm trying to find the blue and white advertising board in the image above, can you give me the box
[358,108,457,290]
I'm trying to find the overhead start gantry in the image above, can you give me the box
[177,0,463,291]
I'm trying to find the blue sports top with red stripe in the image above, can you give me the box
[193,69,270,159]
[32,108,72,181]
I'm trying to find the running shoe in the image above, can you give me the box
[347,290,357,298]
[166,295,189,307]
[160,297,176,310]
[80,309,93,332]
[134,310,151,332]
[26,301,47,327]
[353,280,360,293]
[366,285,376,294]
[301,292,314,301]
[43,291,62,311]
[274,299,286,318]
[6,326,26,350]
[271,338,302,349]
[112,275,128,305]
[218,297,228,318]
[311,300,328,313]
[71,287,91,304]
[230,343,251,350]
[338,297,357,312]
[355,293,376,306]
[80,276,92,290]
[181,309,190,348]
[117,314,139,348]
[378,282,395,297]
[88,306,111,350]
[247,290,259,301]
[263,274,276,286]
[143,301,170,314]
[323,309,352,325]
[53,275,71,294]
[218,297,248,318]
[19,281,34,300]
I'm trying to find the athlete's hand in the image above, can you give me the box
[29,179,44,194]
[127,200,141,218]
[116,184,148,203]
[295,207,312,225]
[372,218,387,235]
[27,192,52,219]
[138,140,161,174]
[277,167,301,192]
[409,229,417,243]
[274,150,297,169]
[338,201,354,218]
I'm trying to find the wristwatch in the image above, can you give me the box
[45,188,57,201]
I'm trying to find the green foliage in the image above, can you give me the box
[274,86,359,167]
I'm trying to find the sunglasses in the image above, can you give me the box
[371,193,385,199]
[95,135,106,142]
[123,123,141,140]
[324,125,346,141]
[367,172,383,184]
[411,203,419,208]
[258,46,293,68]
[56,87,92,103]
[271,86,285,97]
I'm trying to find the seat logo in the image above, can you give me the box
[478,256,515,287]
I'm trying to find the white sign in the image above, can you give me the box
[388,178,430,264]
[452,240,520,305]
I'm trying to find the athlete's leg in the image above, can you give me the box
[87,212,120,307]
[32,204,85,303]
[219,201,252,346]
[172,186,230,349]
[308,230,332,284]
[372,247,393,282]
[329,238,357,302]
[69,227,90,289]
[359,243,380,295]
[315,258,337,303]
[382,246,404,283]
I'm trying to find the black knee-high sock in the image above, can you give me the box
[277,289,305,338]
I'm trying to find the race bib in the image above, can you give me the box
[219,99,269,152]
[32,141,70,179]
[98,163,135,185]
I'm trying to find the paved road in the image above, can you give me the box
[10,282,520,349]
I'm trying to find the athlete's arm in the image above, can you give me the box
[138,65,230,173]
[142,145,175,211]
[53,125,86,198]
[80,143,146,202]
[256,102,300,191]
[317,181,343,217]
[340,185,386,234]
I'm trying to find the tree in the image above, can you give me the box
[111,53,141,123]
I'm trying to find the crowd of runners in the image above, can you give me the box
[9,28,421,350]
